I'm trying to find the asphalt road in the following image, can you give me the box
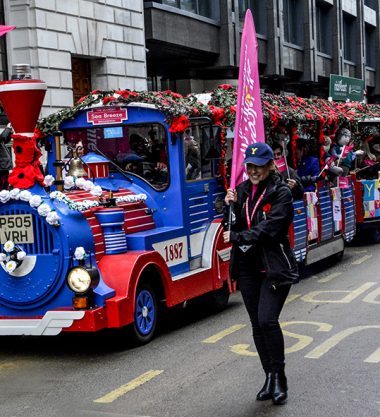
[0,242,379,417]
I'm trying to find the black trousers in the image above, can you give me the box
[238,271,291,373]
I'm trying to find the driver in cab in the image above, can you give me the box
[124,134,167,181]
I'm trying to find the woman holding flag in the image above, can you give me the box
[223,142,298,405]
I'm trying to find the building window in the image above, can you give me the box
[365,24,376,68]
[316,2,332,55]
[156,0,220,20]
[364,0,377,10]
[343,13,356,62]
[238,0,267,35]
[283,0,303,46]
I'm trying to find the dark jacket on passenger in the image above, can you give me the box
[225,173,299,287]
[279,166,304,200]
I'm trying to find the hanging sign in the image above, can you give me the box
[87,107,128,125]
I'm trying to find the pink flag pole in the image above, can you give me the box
[229,10,265,190]
[0,25,16,37]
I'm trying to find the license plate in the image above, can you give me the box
[0,214,34,244]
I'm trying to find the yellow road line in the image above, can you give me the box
[0,361,18,371]
[285,294,301,304]
[318,272,342,283]
[94,370,164,404]
[364,347,380,363]
[351,254,372,265]
[202,324,246,344]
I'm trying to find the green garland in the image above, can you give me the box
[36,85,380,139]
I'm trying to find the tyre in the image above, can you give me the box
[130,283,158,345]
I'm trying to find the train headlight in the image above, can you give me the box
[66,267,99,294]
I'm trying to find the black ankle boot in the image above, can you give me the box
[271,371,287,405]
[256,372,273,401]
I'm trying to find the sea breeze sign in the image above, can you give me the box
[87,107,128,125]
[329,75,364,102]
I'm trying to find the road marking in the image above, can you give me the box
[305,325,380,359]
[202,324,246,344]
[301,282,376,303]
[363,287,380,304]
[0,361,18,371]
[285,294,301,304]
[93,370,164,404]
[364,347,380,363]
[230,344,257,356]
[351,254,372,265]
[318,272,342,283]
[350,250,368,254]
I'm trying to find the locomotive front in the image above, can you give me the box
[0,69,113,335]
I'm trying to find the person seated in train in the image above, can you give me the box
[321,136,343,183]
[184,129,201,180]
[332,128,364,176]
[124,133,167,182]
[295,138,321,192]
[356,134,380,179]
[271,142,303,200]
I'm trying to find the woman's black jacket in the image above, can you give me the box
[225,173,299,287]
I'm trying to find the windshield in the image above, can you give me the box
[63,123,169,190]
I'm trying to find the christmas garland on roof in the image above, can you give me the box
[36,85,380,138]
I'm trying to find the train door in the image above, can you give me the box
[182,120,225,270]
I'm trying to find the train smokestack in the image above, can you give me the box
[0,64,47,136]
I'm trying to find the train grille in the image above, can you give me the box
[1,208,54,254]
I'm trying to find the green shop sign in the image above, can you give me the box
[329,75,364,102]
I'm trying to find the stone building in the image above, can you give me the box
[2,0,147,116]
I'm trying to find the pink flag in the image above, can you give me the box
[340,144,353,159]
[0,25,15,37]
[229,10,265,189]
[337,177,349,189]
[274,156,287,173]
[325,155,337,169]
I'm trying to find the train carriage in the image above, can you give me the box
[0,75,379,342]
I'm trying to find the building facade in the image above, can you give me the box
[144,0,380,101]
[3,0,147,116]
[0,0,378,119]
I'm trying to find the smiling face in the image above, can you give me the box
[245,162,271,184]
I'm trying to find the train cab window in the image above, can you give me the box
[63,123,169,191]
[184,123,220,181]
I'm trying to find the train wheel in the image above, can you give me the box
[130,283,158,345]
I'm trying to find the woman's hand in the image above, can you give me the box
[225,188,237,206]
[286,178,297,189]
[223,231,231,243]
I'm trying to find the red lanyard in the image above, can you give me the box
[245,188,266,230]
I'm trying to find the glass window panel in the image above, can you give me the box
[180,0,197,13]
[365,25,376,68]
[343,13,356,62]
[284,0,303,46]
[316,3,332,55]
